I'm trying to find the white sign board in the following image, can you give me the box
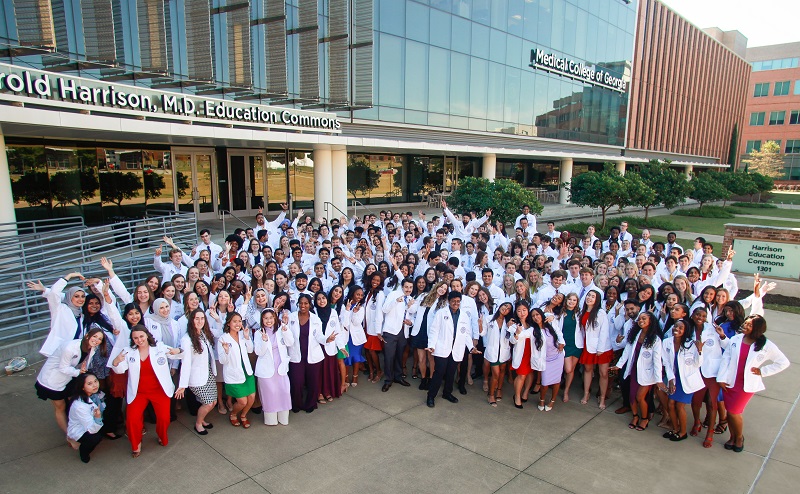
[732,239,800,279]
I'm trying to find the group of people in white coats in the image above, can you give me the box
[28,203,790,463]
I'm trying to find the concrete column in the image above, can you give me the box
[684,164,694,180]
[559,158,573,205]
[313,146,333,221]
[615,160,626,175]
[331,148,348,220]
[0,126,18,226]
[482,154,496,181]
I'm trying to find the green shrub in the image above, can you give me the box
[731,202,777,209]
[674,206,735,218]
[558,215,682,238]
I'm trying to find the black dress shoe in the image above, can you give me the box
[443,394,459,404]
[426,397,435,408]
[733,438,745,453]
[458,387,467,395]
[251,406,262,415]
[394,378,411,387]
[203,423,213,429]
[193,426,208,436]
[381,382,392,392]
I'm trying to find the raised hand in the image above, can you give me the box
[281,203,289,212]
[155,245,163,257]
[726,247,736,261]
[441,199,447,209]
[100,257,113,273]
[258,206,264,215]
[326,332,338,343]
[222,341,231,353]
[162,235,174,247]
[65,272,85,281]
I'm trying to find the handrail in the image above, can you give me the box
[218,209,252,238]
[0,216,85,237]
[351,199,378,219]
[323,201,348,220]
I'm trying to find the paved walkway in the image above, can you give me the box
[1,308,798,494]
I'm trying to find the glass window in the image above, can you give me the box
[489,28,506,62]
[469,58,488,118]
[472,0,490,25]
[750,112,766,126]
[430,8,451,48]
[487,62,505,121]
[429,47,450,114]
[451,16,471,53]
[378,34,404,107]
[790,110,800,125]
[745,140,762,153]
[450,52,470,116]
[379,0,405,36]
[537,0,553,46]
[503,67,521,127]
[405,40,428,111]
[774,81,791,96]
[786,140,800,154]
[347,154,407,203]
[550,0,564,51]
[754,82,770,97]
[769,111,786,125]
[8,144,50,222]
[406,1,429,42]
[795,80,800,95]
[489,0,507,30]
[505,34,521,67]
[471,22,490,59]
[507,0,524,36]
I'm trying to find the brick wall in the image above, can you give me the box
[723,223,800,254]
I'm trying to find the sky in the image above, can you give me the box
[659,0,798,47]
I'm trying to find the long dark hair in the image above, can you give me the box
[223,312,243,333]
[70,372,98,404]
[491,302,514,324]
[716,300,745,327]
[532,308,558,351]
[673,320,694,351]
[627,311,660,349]
[637,284,656,312]
[82,294,115,335]
[187,308,213,354]
[122,303,142,329]
[746,315,768,352]
[82,326,109,357]
[579,290,602,329]
[129,324,157,347]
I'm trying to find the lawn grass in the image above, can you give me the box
[764,304,800,315]
[768,192,800,205]
[649,213,800,236]
[729,206,800,219]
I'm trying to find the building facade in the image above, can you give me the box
[738,42,800,179]
[0,0,748,227]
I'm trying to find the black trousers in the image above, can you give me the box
[428,354,458,400]
[78,431,103,462]
[472,340,485,378]
[102,394,124,433]
[382,332,407,383]
[620,373,631,408]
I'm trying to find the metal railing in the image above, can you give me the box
[0,216,86,237]
[351,199,378,219]
[323,201,348,220]
[218,209,252,238]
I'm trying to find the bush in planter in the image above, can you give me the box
[447,177,543,225]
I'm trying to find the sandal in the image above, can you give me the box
[318,397,327,405]
[489,400,497,407]
[351,376,359,387]
[229,413,241,427]
[132,449,141,458]
[703,433,714,448]
[635,418,650,431]
[690,420,702,437]
[714,420,728,435]
[629,414,640,429]
[538,399,546,411]
[240,417,251,429]
[545,400,555,412]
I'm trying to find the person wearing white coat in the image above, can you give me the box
[688,305,729,448]
[67,372,106,463]
[508,302,544,409]
[111,325,182,457]
[661,320,704,441]
[362,273,386,383]
[411,282,449,391]
[341,287,368,387]
[612,311,663,431]
[175,309,218,435]
[533,308,566,412]
[577,290,612,409]
[36,328,106,434]
[253,308,294,426]
[286,294,336,413]
[717,315,790,452]
[379,280,415,392]
[425,292,478,408]
[483,302,513,407]
[216,312,256,428]
[27,273,86,358]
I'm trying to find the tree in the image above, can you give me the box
[711,171,756,205]
[742,140,784,178]
[748,172,775,202]
[142,169,166,205]
[689,172,730,209]
[49,169,100,211]
[347,158,380,200]
[565,164,626,229]
[727,123,738,167]
[621,172,657,217]
[11,171,53,213]
[636,160,693,219]
[175,171,190,199]
[99,171,142,213]
[448,177,542,225]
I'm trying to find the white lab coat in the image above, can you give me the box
[662,336,705,394]
[112,342,181,403]
[178,334,217,388]
[575,310,611,353]
[382,290,412,337]
[216,332,254,384]
[482,319,511,363]
[717,334,790,393]
[253,327,294,378]
[697,322,729,378]
[341,303,367,345]
[37,339,97,391]
[286,312,328,364]
[427,309,475,361]
[67,396,104,441]
[39,278,85,357]
[364,290,385,337]
[508,325,544,370]
[615,331,664,386]
[319,309,342,356]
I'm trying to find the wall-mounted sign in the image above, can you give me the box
[0,63,340,133]
[732,239,800,279]
[529,49,628,93]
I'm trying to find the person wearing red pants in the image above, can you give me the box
[112,325,182,457]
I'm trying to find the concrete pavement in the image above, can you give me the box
[1,308,798,493]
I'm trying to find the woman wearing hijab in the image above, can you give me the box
[148,297,182,419]
[315,291,343,403]
[254,308,294,425]
[27,272,87,358]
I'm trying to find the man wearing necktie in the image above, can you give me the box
[379,279,415,392]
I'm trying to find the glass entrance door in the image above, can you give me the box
[227,150,268,216]
[172,149,216,219]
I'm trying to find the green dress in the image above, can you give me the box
[561,310,582,358]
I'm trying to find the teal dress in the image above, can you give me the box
[561,310,582,358]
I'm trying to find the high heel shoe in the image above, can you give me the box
[545,400,555,412]
[628,414,640,429]
[538,399,546,411]
[514,397,523,409]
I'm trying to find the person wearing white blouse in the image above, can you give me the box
[217,312,256,428]
[717,315,790,452]
[67,373,106,463]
